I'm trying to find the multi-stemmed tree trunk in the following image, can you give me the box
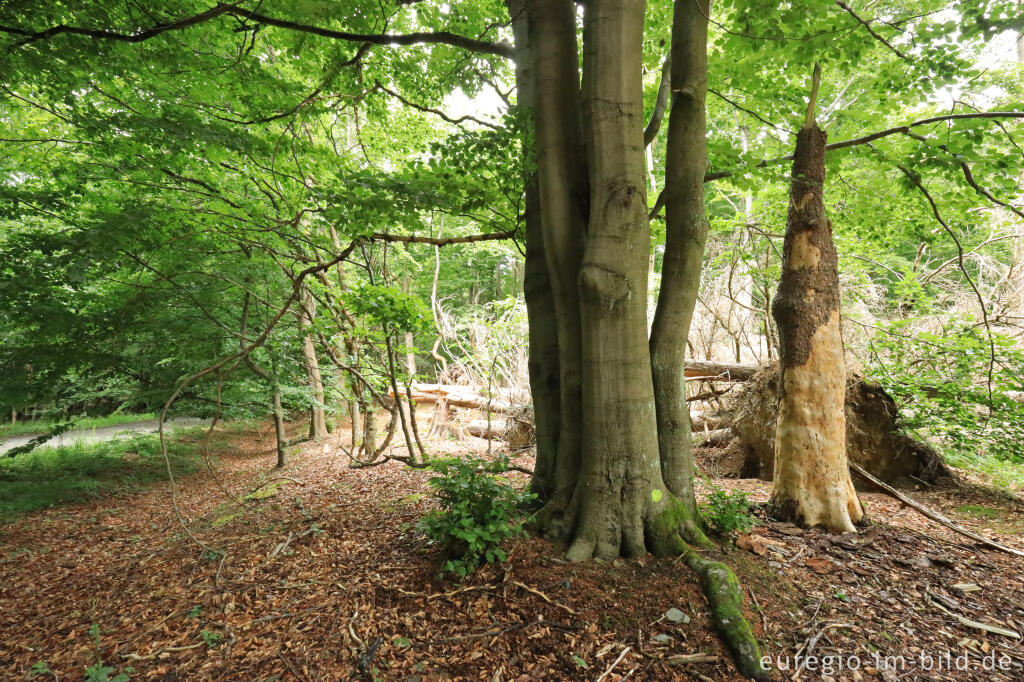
[770,69,863,532]
[524,1,586,532]
[515,0,710,562]
[508,0,561,502]
[649,0,712,532]
[511,2,764,675]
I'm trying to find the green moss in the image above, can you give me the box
[684,550,768,681]
[648,496,712,554]
[957,504,1004,520]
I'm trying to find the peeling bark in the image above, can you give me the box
[770,76,862,532]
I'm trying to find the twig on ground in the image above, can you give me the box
[512,579,579,615]
[595,646,631,682]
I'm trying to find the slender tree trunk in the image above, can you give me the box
[240,292,287,466]
[648,0,711,542]
[299,288,328,440]
[362,392,376,457]
[271,376,287,467]
[525,0,588,533]
[770,69,862,532]
[329,225,363,450]
[509,0,561,501]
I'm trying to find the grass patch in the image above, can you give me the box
[956,504,1005,520]
[0,431,201,523]
[0,412,158,438]
[944,450,1024,494]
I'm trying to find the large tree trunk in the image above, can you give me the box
[649,0,711,536]
[299,288,329,440]
[526,0,587,530]
[770,70,862,532]
[565,0,690,561]
[509,0,561,501]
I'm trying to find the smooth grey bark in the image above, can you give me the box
[509,0,562,502]
[566,0,701,561]
[526,0,587,529]
[299,288,329,440]
[648,0,711,538]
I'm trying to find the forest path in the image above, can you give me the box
[0,417,207,455]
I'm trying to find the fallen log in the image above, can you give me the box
[692,428,734,447]
[850,463,1024,558]
[730,366,947,488]
[387,386,512,413]
[684,360,760,382]
[467,418,505,440]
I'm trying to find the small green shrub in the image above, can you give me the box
[200,630,223,648]
[84,664,129,682]
[701,487,757,535]
[416,456,535,577]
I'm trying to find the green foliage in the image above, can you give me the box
[28,661,52,678]
[416,456,534,577]
[700,487,757,535]
[870,321,1024,489]
[0,433,200,523]
[343,283,433,334]
[83,664,129,682]
[84,623,130,682]
[200,630,223,648]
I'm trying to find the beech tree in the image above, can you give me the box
[3,2,1024,676]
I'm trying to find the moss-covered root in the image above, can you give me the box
[684,550,769,681]
[647,496,714,554]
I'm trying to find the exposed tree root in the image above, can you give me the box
[683,549,769,680]
[536,489,765,678]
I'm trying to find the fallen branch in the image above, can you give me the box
[850,463,1024,558]
[664,653,719,665]
[684,360,760,382]
[512,579,579,616]
[926,592,1021,639]
[595,646,631,682]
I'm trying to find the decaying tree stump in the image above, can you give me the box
[769,65,861,532]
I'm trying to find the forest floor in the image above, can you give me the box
[1,422,1023,682]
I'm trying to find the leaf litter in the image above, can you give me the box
[0,422,1021,681]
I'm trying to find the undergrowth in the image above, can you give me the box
[871,320,1024,492]
[701,486,757,535]
[417,456,535,578]
[0,431,203,523]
